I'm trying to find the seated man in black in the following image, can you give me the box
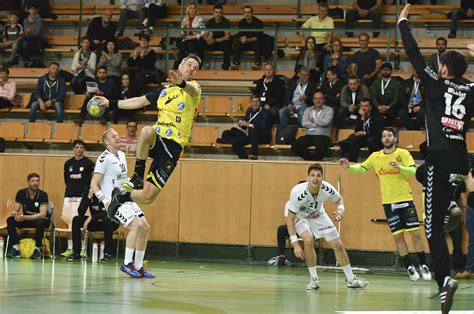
[231,95,272,160]
[7,172,50,259]
[67,187,119,262]
[339,97,384,162]
[398,68,426,130]
[203,4,231,70]
[76,66,119,125]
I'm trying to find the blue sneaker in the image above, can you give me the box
[31,248,41,260]
[120,262,142,278]
[137,267,156,278]
[9,247,20,258]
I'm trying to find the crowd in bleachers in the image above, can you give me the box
[0,1,472,160]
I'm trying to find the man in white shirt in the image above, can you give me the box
[286,163,368,290]
[91,128,154,278]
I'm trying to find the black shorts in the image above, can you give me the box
[147,136,182,189]
[383,201,420,235]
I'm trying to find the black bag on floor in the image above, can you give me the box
[276,125,297,145]
[216,127,246,144]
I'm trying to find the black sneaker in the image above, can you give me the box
[100,253,112,262]
[448,32,456,38]
[440,276,458,314]
[8,247,20,258]
[66,253,81,261]
[122,172,144,191]
[31,248,41,259]
[277,256,286,268]
[107,187,124,222]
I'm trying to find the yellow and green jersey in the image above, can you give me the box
[361,148,416,204]
[145,81,201,148]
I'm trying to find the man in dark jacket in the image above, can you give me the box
[231,95,272,160]
[86,9,117,52]
[28,62,66,122]
[77,66,119,125]
[279,66,317,128]
[339,97,384,162]
[398,68,425,130]
[448,0,474,38]
[253,63,285,125]
[66,187,119,262]
[320,66,344,110]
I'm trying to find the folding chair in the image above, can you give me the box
[83,229,125,262]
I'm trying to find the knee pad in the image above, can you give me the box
[468,192,474,208]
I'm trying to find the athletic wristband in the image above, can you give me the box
[94,191,105,202]
[337,204,345,212]
[109,100,118,110]
[290,235,299,244]
[177,80,187,88]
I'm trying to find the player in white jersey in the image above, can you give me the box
[91,128,155,278]
[286,163,368,290]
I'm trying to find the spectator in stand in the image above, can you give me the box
[60,139,95,257]
[76,66,119,125]
[253,63,286,125]
[345,0,382,38]
[203,4,231,70]
[350,33,382,87]
[67,187,119,262]
[116,0,146,37]
[86,9,117,53]
[279,67,317,128]
[175,2,205,68]
[449,0,474,38]
[119,120,139,157]
[323,39,348,81]
[98,40,122,85]
[398,68,426,130]
[71,36,97,94]
[112,73,139,124]
[295,36,320,83]
[20,0,57,21]
[138,0,168,35]
[29,62,66,123]
[291,91,334,161]
[126,32,158,96]
[231,5,267,71]
[7,173,50,259]
[17,4,45,68]
[0,67,16,109]
[337,76,370,128]
[339,98,384,162]
[231,96,272,160]
[370,62,401,125]
[320,67,344,110]
[427,37,447,72]
[299,3,334,70]
[456,170,474,279]
[1,12,23,67]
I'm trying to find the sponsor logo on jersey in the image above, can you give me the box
[177,102,185,110]
[155,127,161,134]
[396,156,402,162]
[79,167,84,172]
[318,225,334,232]
[165,94,179,105]
[165,129,172,136]
[34,202,39,207]
[160,90,166,97]
[441,116,464,132]
[377,167,401,176]
[157,121,177,128]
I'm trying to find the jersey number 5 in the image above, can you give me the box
[444,92,466,119]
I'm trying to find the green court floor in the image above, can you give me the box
[0,259,473,313]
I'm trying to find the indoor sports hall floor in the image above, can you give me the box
[1,259,473,313]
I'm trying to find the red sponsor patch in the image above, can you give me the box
[441,116,464,132]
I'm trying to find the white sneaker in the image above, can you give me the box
[347,276,369,288]
[306,277,320,290]
[419,264,432,280]
[407,265,420,281]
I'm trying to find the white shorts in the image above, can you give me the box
[114,202,144,227]
[295,211,339,242]
[61,197,82,228]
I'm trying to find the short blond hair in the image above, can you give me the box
[101,128,116,146]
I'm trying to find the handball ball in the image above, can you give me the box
[87,98,106,117]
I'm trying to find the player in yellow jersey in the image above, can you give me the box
[339,127,432,282]
[94,54,201,217]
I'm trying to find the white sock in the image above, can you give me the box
[81,240,85,252]
[13,244,19,250]
[67,239,73,250]
[124,247,134,265]
[134,250,145,270]
[342,264,355,282]
[308,266,318,279]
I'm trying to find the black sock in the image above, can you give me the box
[134,159,146,180]
[119,192,133,203]
[417,251,426,266]
[401,255,412,269]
